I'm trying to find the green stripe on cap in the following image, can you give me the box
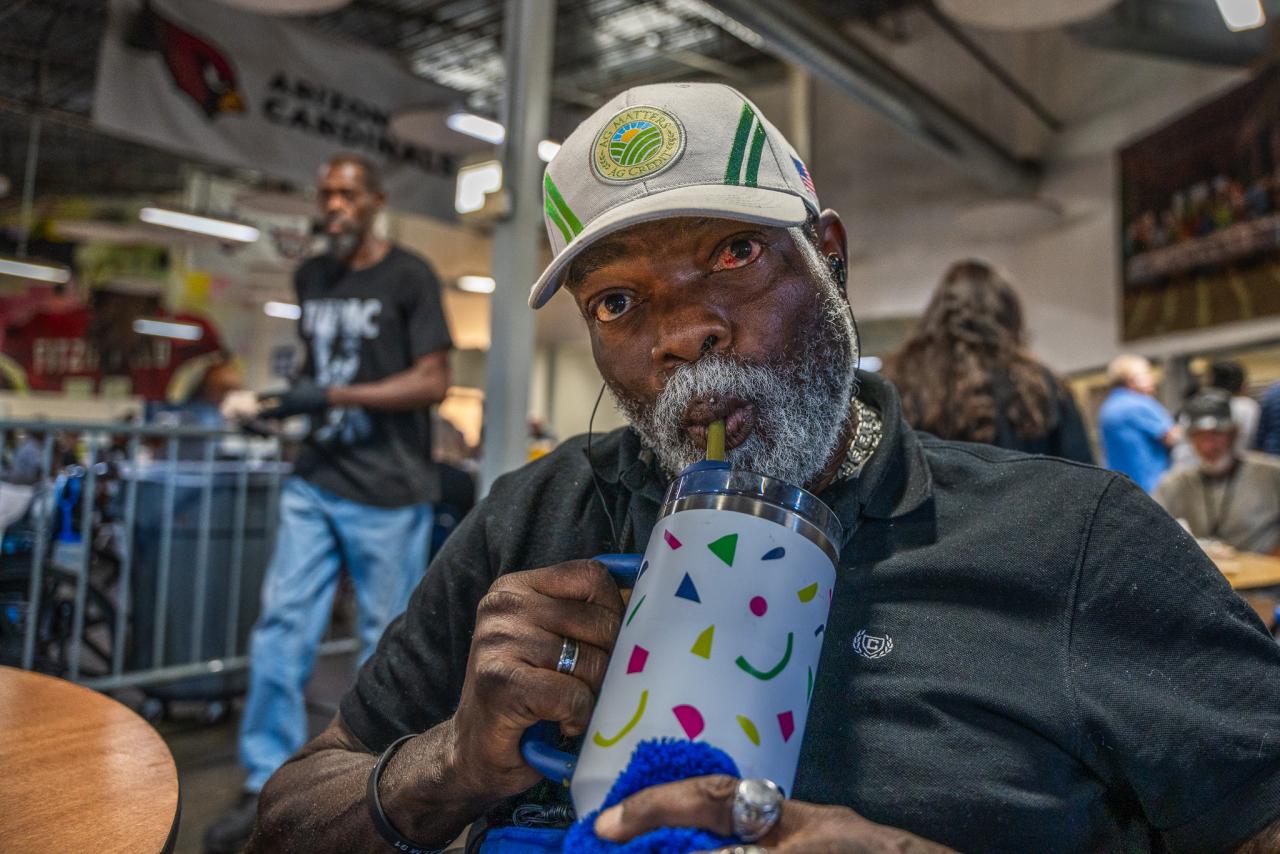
[543,173,583,236]
[724,103,755,186]
[544,196,573,244]
[743,123,767,187]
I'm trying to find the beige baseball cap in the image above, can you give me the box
[530,82,821,309]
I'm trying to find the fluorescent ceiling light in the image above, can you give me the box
[1216,0,1266,30]
[455,161,503,214]
[457,275,496,294]
[139,207,260,243]
[444,113,561,160]
[447,112,506,144]
[538,140,562,163]
[263,300,302,320]
[0,257,71,284]
[133,318,204,340]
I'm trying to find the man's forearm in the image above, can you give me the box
[327,353,449,412]
[249,718,487,854]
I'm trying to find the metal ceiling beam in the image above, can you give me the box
[696,0,1040,196]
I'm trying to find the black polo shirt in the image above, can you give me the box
[342,372,1280,851]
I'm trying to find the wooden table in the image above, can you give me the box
[1213,551,1280,591]
[0,666,179,853]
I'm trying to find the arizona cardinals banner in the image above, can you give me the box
[93,0,462,220]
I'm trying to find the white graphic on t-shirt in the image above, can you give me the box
[301,297,382,445]
[851,629,893,659]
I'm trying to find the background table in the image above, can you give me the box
[0,666,179,853]
[1213,552,1280,591]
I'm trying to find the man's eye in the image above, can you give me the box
[593,292,634,322]
[712,237,763,271]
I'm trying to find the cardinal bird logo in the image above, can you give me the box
[124,1,245,119]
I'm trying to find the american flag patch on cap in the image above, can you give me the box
[792,156,816,195]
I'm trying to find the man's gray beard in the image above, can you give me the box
[1198,451,1236,476]
[325,230,360,261]
[611,228,858,486]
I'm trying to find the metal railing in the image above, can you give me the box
[0,418,356,693]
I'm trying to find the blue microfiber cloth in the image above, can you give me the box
[562,739,740,854]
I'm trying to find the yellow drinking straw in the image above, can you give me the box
[706,418,726,462]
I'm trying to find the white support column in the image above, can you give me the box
[480,0,557,494]
[787,65,811,164]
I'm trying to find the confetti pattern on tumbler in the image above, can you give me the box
[796,582,818,603]
[675,573,701,603]
[749,596,768,617]
[762,546,786,561]
[625,594,647,627]
[708,533,738,566]
[778,711,795,742]
[664,530,683,550]
[673,704,705,739]
[735,632,794,681]
[691,624,715,659]
[737,714,761,747]
[626,645,649,674]
[593,690,649,747]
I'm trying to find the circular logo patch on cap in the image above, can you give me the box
[592,105,685,184]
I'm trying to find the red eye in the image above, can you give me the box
[712,237,762,271]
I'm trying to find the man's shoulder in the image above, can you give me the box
[1154,464,1198,495]
[1241,452,1280,477]
[917,434,1120,507]
[385,244,440,281]
[1096,390,1125,421]
[293,255,334,296]
[918,433,1111,476]
[295,253,331,279]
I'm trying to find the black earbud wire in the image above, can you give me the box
[585,381,622,553]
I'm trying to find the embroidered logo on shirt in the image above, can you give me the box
[852,629,893,659]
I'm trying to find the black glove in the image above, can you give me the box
[258,380,330,419]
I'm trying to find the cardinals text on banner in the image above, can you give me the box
[92,0,463,221]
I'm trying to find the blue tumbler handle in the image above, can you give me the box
[519,552,642,786]
[593,553,643,588]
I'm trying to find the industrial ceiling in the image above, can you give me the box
[0,0,1271,202]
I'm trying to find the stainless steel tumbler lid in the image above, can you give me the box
[660,463,842,564]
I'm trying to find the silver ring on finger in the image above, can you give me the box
[731,777,784,843]
[555,636,580,675]
[717,847,769,854]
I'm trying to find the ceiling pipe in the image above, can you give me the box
[695,0,1041,196]
[918,1,1064,133]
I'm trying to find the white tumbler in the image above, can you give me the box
[522,461,842,817]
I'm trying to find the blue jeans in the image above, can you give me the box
[239,476,433,792]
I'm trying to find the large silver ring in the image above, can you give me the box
[717,847,769,854]
[555,636,580,674]
[731,778,783,843]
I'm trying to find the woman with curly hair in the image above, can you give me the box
[882,259,1093,463]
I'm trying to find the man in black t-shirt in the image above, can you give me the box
[249,87,1280,852]
[205,153,452,853]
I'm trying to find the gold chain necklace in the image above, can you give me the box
[836,397,883,482]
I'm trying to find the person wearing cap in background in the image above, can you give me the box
[1208,359,1260,456]
[249,84,1280,853]
[1155,388,1280,556]
[1098,354,1180,493]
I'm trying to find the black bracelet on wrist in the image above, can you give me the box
[366,733,444,854]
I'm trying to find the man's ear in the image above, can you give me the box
[816,209,848,272]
